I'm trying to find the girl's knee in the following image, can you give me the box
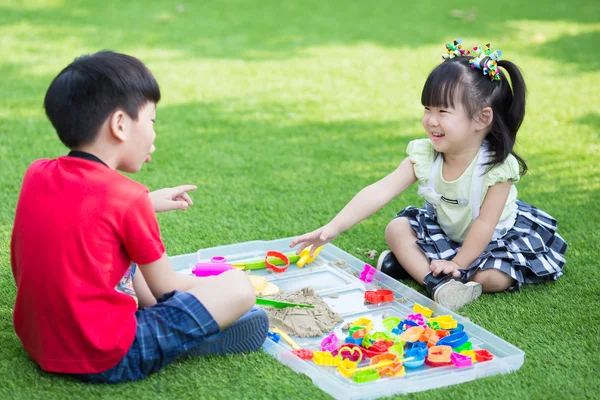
[385,217,411,242]
[471,269,515,293]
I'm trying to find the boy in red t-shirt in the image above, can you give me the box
[11,51,268,383]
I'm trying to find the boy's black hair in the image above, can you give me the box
[421,56,528,175]
[44,51,161,148]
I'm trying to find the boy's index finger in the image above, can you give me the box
[173,185,197,195]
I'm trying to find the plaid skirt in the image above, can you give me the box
[397,200,567,290]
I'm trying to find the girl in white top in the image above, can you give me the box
[290,40,567,310]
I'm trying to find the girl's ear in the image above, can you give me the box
[475,106,494,131]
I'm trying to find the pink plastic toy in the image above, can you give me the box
[407,313,426,327]
[335,345,364,363]
[320,333,339,352]
[450,352,473,368]
[192,256,234,277]
[359,264,376,283]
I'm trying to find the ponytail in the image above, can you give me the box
[494,60,528,175]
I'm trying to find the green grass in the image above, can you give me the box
[1,0,599,398]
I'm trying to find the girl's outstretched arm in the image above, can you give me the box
[291,157,417,255]
[440,181,512,273]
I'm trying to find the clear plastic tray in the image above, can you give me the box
[169,238,525,399]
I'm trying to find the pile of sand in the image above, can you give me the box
[261,287,343,337]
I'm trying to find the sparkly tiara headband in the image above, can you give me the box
[441,39,503,81]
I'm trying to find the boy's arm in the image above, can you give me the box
[137,253,203,299]
[133,266,158,308]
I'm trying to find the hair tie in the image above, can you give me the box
[442,39,470,60]
[469,44,502,81]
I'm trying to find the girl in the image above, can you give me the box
[290,40,567,310]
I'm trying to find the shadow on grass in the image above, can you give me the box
[529,30,600,73]
[573,113,600,140]
[2,88,595,244]
[516,148,599,243]
[0,0,598,66]
[121,99,421,249]
[132,99,594,248]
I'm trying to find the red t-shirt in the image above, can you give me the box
[11,156,165,374]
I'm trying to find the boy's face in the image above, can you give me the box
[120,102,156,173]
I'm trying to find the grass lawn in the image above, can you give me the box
[1,0,599,398]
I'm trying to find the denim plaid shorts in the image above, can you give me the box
[71,290,220,383]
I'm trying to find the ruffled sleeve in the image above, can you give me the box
[484,154,521,188]
[406,139,435,185]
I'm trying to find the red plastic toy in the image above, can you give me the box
[362,341,393,358]
[473,349,494,362]
[436,330,451,338]
[264,250,289,273]
[291,349,314,360]
[364,290,394,304]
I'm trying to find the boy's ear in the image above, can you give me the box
[109,110,128,142]
[476,107,494,131]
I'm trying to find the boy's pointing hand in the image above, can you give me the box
[149,185,197,212]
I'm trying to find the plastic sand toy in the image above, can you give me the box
[168,238,522,399]
[256,298,315,309]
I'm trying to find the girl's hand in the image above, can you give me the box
[289,223,339,256]
[429,260,462,278]
[149,185,197,213]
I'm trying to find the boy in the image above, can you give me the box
[11,51,268,383]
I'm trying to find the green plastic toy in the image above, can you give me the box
[232,253,301,270]
[255,298,315,309]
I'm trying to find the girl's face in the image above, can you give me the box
[422,102,481,154]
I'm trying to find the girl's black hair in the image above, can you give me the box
[421,56,528,175]
[44,51,161,148]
